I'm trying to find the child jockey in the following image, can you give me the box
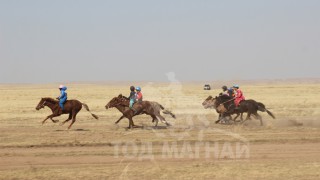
[135,86,143,102]
[233,84,245,107]
[57,85,68,112]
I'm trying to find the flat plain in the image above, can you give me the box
[0,82,320,180]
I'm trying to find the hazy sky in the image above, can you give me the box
[0,0,319,83]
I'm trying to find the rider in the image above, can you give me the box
[233,84,245,107]
[57,85,68,112]
[128,86,137,114]
[221,86,234,97]
[135,86,143,102]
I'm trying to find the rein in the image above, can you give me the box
[219,98,235,105]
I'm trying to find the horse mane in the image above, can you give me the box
[43,97,58,104]
[206,96,213,100]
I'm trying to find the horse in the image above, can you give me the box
[214,95,275,126]
[203,95,275,125]
[112,96,176,125]
[202,95,235,124]
[36,97,99,129]
[105,94,174,128]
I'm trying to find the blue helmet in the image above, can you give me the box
[136,86,141,91]
[233,84,239,88]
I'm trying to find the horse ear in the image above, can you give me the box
[118,94,122,98]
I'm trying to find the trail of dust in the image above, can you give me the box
[273,118,320,127]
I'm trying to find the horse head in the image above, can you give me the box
[202,96,217,109]
[36,97,57,110]
[105,94,128,109]
[36,98,47,110]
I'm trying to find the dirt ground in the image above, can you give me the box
[0,82,320,179]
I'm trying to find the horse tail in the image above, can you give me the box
[257,102,275,119]
[266,109,276,119]
[159,104,176,119]
[82,103,99,120]
[159,104,165,110]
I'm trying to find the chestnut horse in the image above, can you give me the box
[36,97,99,129]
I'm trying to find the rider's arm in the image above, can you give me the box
[60,91,66,99]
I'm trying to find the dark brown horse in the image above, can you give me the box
[203,95,275,125]
[36,97,99,129]
[105,94,173,128]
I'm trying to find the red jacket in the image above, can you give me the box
[234,89,245,106]
[136,92,143,102]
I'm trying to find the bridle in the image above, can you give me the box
[204,98,217,109]
[38,100,47,109]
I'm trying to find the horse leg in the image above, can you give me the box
[233,113,240,121]
[68,111,79,129]
[246,112,252,120]
[115,115,125,124]
[42,116,50,125]
[151,115,158,127]
[42,113,60,125]
[156,114,170,126]
[217,113,222,121]
[215,113,222,124]
[128,117,134,129]
[60,113,72,126]
[225,115,232,124]
[253,112,263,126]
[50,119,59,123]
[241,112,252,125]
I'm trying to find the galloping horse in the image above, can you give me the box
[36,97,99,129]
[105,94,174,128]
[203,95,275,125]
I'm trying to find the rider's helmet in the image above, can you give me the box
[136,86,141,91]
[233,84,239,89]
[130,86,135,91]
[222,85,228,91]
[59,85,64,89]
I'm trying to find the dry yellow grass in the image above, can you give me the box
[0,82,320,179]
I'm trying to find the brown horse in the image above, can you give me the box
[36,97,99,129]
[202,95,234,123]
[105,94,173,128]
[111,97,175,126]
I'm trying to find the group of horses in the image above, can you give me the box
[202,94,275,125]
[35,93,275,129]
[35,94,175,129]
